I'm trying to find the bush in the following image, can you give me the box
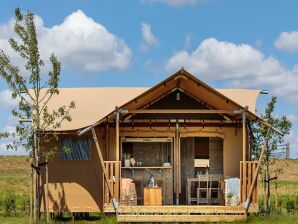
[3,192,16,216]
[258,193,298,215]
[286,200,296,213]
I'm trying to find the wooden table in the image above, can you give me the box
[186,175,223,205]
[144,187,162,206]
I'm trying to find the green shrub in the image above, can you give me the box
[3,192,16,216]
[286,200,296,213]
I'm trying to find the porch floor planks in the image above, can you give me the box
[104,205,247,222]
[117,214,247,223]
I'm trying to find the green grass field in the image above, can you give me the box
[0,156,297,223]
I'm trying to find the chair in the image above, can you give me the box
[209,175,221,204]
[196,176,209,204]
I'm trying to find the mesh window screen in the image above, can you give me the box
[60,138,91,160]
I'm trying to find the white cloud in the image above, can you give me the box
[184,33,193,49]
[141,0,205,7]
[275,30,298,52]
[287,114,298,123]
[284,130,298,158]
[140,23,159,52]
[0,142,27,155]
[0,10,132,73]
[0,116,28,155]
[0,89,19,109]
[165,38,298,102]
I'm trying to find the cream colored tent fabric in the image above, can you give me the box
[44,87,260,131]
[217,89,261,113]
[45,88,147,131]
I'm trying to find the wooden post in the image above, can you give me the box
[115,107,120,163]
[45,159,49,223]
[242,111,247,202]
[244,128,271,211]
[175,122,180,205]
[115,107,120,201]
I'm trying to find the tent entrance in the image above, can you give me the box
[121,138,173,205]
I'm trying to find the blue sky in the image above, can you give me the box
[0,0,297,157]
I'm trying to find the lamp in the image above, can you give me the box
[176,92,181,101]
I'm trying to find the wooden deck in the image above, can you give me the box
[104,205,247,223]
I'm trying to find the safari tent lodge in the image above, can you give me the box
[39,69,278,222]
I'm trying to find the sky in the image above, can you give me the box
[0,0,297,157]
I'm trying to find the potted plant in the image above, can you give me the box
[231,195,239,206]
[226,191,234,206]
[123,153,131,167]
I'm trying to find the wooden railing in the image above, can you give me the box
[240,161,258,205]
[103,161,121,205]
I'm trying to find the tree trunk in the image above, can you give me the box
[263,173,267,210]
[33,169,37,223]
[33,132,38,223]
[267,174,271,210]
[46,159,49,223]
[275,177,278,210]
[30,167,33,224]
[266,163,271,210]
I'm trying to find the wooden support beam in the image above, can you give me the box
[115,107,120,162]
[244,128,271,211]
[123,119,236,123]
[126,109,241,115]
[174,122,180,205]
[242,111,247,202]
[91,127,118,213]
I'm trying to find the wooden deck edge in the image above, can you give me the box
[117,214,247,223]
[104,205,247,214]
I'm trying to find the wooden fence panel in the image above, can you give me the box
[103,161,121,205]
[240,161,258,205]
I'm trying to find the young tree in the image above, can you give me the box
[251,96,291,212]
[0,8,75,222]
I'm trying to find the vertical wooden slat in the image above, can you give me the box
[104,163,109,204]
[247,162,251,200]
[240,161,243,203]
[118,161,122,201]
[111,162,114,202]
[114,161,119,201]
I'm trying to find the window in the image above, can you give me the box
[60,138,91,160]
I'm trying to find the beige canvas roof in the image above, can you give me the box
[45,87,260,131]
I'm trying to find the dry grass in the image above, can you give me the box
[0,156,30,174]
[0,156,30,197]
[271,159,298,182]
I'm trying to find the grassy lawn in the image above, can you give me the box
[0,156,297,223]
